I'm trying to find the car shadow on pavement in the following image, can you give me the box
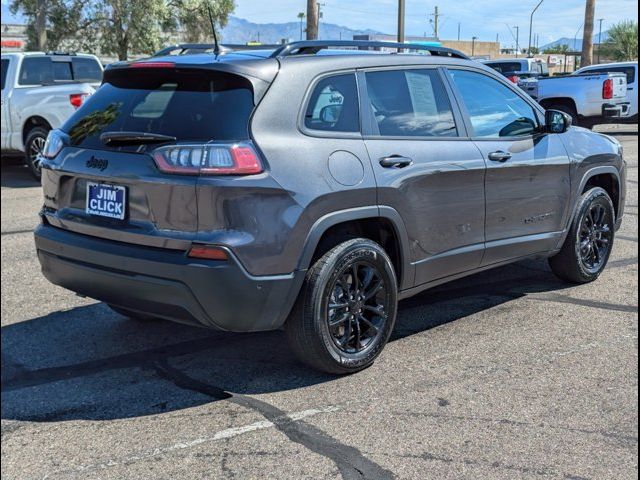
[1,163,40,188]
[1,258,568,423]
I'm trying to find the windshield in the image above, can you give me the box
[62,69,255,151]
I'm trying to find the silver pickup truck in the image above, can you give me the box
[1,52,103,178]
[518,71,629,128]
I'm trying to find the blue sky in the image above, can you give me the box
[235,0,639,45]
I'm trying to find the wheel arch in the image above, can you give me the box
[539,97,578,113]
[22,116,52,145]
[298,206,413,290]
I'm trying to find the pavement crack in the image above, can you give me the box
[154,359,396,480]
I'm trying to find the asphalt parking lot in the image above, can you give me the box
[1,125,638,480]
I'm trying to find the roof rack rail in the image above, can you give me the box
[269,40,469,60]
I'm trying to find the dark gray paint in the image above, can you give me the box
[36,51,627,331]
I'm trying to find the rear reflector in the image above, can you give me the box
[153,143,263,176]
[188,245,228,261]
[603,78,614,99]
[131,61,176,69]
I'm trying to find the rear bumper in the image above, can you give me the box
[602,102,631,119]
[34,223,304,332]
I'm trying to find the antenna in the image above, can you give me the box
[207,4,220,57]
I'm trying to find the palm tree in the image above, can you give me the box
[581,0,596,67]
[602,21,639,61]
[297,12,306,40]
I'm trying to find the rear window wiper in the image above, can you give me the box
[100,131,177,146]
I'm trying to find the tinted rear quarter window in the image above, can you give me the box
[64,69,255,150]
[1,59,9,90]
[365,69,457,137]
[304,74,360,133]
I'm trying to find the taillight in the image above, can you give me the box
[506,75,520,84]
[153,143,263,175]
[603,79,614,99]
[69,93,89,109]
[41,129,67,159]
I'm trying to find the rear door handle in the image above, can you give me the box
[488,151,512,162]
[379,156,413,168]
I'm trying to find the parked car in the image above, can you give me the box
[574,61,638,123]
[34,40,626,374]
[1,52,103,178]
[482,58,549,83]
[518,70,629,128]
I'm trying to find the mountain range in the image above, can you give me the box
[539,32,610,52]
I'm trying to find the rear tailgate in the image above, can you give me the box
[611,73,627,99]
[42,64,262,249]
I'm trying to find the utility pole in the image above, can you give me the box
[597,18,604,63]
[471,36,478,57]
[514,26,520,58]
[317,3,325,38]
[429,6,441,39]
[306,0,318,40]
[528,0,544,57]
[457,22,461,41]
[398,0,406,44]
[581,0,595,67]
[297,12,306,41]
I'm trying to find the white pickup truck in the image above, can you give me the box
[1,52,103,178]
[518,71,630,129]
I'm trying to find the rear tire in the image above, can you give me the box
[24,126,49,180]
[286,238,398,374]
[108,304,159,322]
[549,187,615,284]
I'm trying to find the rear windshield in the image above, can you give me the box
[485,61,523,73]
[18,56,102,85]
[63,69,255,150]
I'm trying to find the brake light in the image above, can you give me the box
[131,61,176,68]
[153,143,263,176]
[69,93,89,109]
[506,75,520,84]
[603,78,614,99]
[188,245,228,261]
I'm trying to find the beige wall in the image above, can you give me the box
[441,40,500,59]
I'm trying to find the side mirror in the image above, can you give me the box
[545,109,572,134]
[320,104,343,124]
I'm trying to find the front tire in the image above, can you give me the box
[549,187,615,283]
[24,126,49,180]
[286,238,398,374]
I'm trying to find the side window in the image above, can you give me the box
[304,74,359,133]
[1,59,9,90]
[19,57,54,85]
[449,69,539,138]
[582,67,635,84]
[365,69,457,137]
[72,57,103,83]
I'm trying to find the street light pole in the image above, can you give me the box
[528,0,544,57]
[515,26,520,58]
[597,18,604,63]
[398,0,406,44]
[471,36,478,57]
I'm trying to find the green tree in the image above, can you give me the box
[169,0,235,43]
[544,44,570,54]
[10,0,90,50]
[601,21,638,61]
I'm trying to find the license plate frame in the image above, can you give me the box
[86,182,127,220]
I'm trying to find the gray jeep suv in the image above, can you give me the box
[34,41,627,374]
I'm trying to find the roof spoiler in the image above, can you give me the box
[269,40,469,60]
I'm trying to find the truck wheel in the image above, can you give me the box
[548,103,579,127]
[24,126,49,180]
[549,187,615,283]
[286,238,398,374]
[108,304,158,322]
